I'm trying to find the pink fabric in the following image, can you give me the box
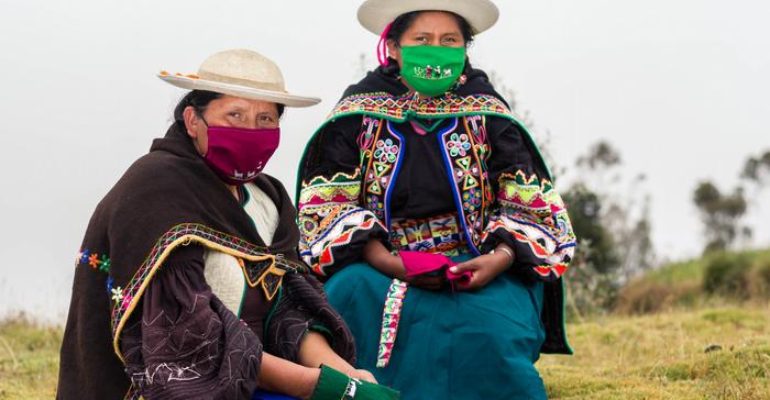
[377,22,393,66]
[203,126,279,185]
[399,251,473,284]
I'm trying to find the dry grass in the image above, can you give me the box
[540,306,770,399]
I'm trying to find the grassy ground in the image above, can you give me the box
[540,306,770,399]
[0,319,60,400]
[2,306,769,399]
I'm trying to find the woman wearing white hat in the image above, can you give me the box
[58,49,399,400]
[298,1,576,399]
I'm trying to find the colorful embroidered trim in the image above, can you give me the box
[377,279,408,368]
[299,168,390,275]
[389,213,467,256]
[299,170,363,206]
[437,118,493,254]
[480,170,577,280]
[111,223,306,363]
[328,92,512,122]
[300,209,384,275]
[497,170,563,215]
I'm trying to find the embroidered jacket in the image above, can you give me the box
[296,65,577,354]
[297,91,576,282]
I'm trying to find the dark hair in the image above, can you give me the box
[173,90,286,122]
[386,11,475,47]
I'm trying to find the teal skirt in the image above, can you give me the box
[325,256,547,400]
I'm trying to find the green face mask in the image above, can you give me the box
[400,45,466,97]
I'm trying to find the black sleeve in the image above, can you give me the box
[298,117,390,278]
[480,117,577,282]
[263,273,356,365]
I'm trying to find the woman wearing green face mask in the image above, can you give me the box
[297,1,577,399]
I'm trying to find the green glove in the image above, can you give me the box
[309,365,400,400]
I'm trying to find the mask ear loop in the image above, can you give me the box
[194,108,210,128]
[377,22,394,67]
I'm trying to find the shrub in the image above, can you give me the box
[702,253,752,299]
[614,279,700,315]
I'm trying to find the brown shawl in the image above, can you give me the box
[58,123,354,399]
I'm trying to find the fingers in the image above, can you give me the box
[449,259,481,274]
[350,369,377,383]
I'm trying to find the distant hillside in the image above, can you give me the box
[615,248,770,315]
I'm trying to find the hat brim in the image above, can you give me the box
[358,0,499,36]
[158,74,321,108]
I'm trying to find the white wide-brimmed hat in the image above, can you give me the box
[158,49,320,108]
[358,0,500,36]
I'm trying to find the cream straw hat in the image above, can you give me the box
[357,0,500,35]
[158,49,320,108]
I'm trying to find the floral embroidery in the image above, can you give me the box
[77,249,89,264]
[361,124,403,223]
[98,255,111,273]
[377,279,408,368]
[106,276,115,296]
[111,287,124,304]
[77,249,112,274]
[447,133,471,157]
[88,253,100,269]
[439,119,491,252]
[373,138,399,163]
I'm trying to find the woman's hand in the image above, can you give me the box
[364,240,446,290]
[450,244,514,291]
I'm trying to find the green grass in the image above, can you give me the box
[540,306,770,399]
[0,318,61,400]
[3,306,769,399]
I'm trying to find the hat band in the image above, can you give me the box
[197,70,287,93]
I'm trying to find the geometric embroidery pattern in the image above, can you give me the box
[377,279,408,368]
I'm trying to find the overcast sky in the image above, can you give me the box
[1,0,769,323]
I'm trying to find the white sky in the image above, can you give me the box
[1,0,769,322]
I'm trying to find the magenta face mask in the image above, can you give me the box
[202,125,280,185]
